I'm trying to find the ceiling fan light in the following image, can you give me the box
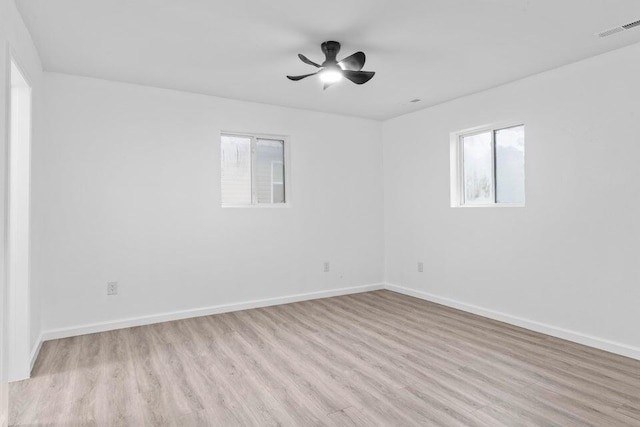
[319,69,343,84]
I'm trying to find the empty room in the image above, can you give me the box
[2,0,640,425]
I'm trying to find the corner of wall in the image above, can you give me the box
[384,283,640,361]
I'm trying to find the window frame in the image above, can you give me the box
[269,160,285,204]
[220,131,291,208]
[450,122,525,208]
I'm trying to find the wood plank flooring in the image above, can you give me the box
[10,290,640,426]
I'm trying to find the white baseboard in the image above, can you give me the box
[35,282,640,365]
[7,333,45,383]
[385,283,640,361]
[8,344,40,382]
[29,333,43,373]
[41,283,384,342]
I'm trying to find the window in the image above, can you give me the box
[451,124,525,207]
[221,133,288,206]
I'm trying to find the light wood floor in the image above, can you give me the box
[10,290,640,426]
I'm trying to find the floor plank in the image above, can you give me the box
[9,290,640,426]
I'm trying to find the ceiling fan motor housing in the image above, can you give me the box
[321,41,341,65]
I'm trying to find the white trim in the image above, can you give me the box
[222,203,291,209]
[6,334,43,383]
[7,54,33,383]
[29,333,42,373]
[33,282,640,368]
[455,203,525,208]
[385,283,640,361]
[1,41,10,427]
[220,131,291,208]
[450,121,525,208]
[9,333,43,383]
[41,283,384,342]
[270,160,284,204]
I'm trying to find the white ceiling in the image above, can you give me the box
[16,0,640,120]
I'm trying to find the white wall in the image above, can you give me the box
[383,42,640,356]
[24,25,640,366]
[1,0,44,418]
[0,11,9,422]
[37,73,384,333]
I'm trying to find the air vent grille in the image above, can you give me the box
[597,18,640,38]
[622,20,640,30]
[598,27,624,38]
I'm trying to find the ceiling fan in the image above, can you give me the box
[287,41,375,89]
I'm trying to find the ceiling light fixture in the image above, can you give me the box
[287,41,375,90]
[319,67,343,84]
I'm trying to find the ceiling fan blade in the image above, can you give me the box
[286,72,318,81]
[337,52,365,71]
[298,54,321,68]
[342,70,375,85]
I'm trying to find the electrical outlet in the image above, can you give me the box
[107,281,118,296]
[323,262,330,273]
[417,262,424,273]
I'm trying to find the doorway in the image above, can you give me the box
[7,57,32,382]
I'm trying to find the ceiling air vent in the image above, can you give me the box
[597,19,640,38]
[622,19,640,30]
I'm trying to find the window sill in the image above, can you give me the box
[452,203,525,208]
[222,203,292,208]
